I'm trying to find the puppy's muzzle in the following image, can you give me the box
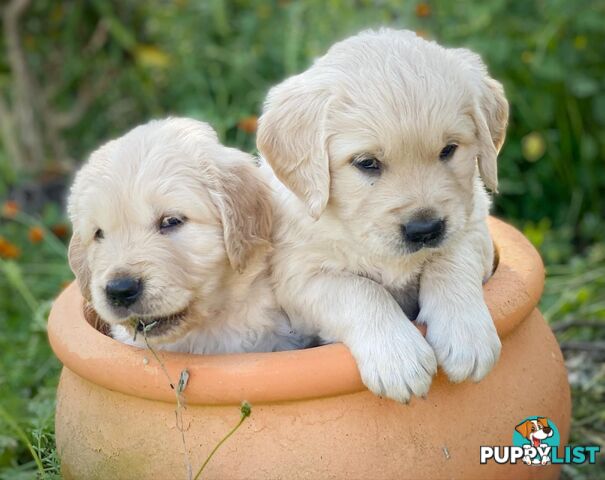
[402,217,445,250]
[106,277,143,307]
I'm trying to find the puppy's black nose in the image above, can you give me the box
[543,427,552,434]
[105,277,142,307]
[403,218,445,247]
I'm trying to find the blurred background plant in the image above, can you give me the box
[0,0,603,478]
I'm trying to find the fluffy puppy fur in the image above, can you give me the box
[257,29,508,402]
[68,117,306,353]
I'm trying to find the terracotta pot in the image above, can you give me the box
[48,217,570,480]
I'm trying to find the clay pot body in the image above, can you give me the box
[49,218,570,479]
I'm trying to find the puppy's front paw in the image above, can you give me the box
[353,327,437,403]
[423,301,501,383]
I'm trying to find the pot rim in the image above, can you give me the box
[47,217,544,405]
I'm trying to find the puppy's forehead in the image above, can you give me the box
[329,106,475,159]
[328,98,476,162]
[79,130,221,231]
[322,33,478,158]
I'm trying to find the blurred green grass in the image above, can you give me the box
[0,0,603,478]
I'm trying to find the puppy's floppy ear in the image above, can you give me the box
[455,49,509,192]
[474,77,508,192]
[257,74,332,219]
[515,420,532,439]
[212,158,273,272]
[68,232,91,299]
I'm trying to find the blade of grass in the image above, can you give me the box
[0,260,40,313]
[0,404,45,476]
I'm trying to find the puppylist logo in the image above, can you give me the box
[480,416,600,466]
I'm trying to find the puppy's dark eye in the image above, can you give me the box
[159,215,185,232]
[439,144,458,161]
[353,155,382,174]
[94,229,104,241]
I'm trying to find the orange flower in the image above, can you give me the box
[415,3,431,17]
[28,226,44,244]
[237,116,258,134]
[51,223,69,239]
[2,200,20,218]
[0,236,21,259]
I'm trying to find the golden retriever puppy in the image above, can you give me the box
[68,117,307,353]
[257,29,508,402]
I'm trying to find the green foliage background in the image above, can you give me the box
[0,1,603,478]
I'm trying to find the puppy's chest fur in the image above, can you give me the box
[384,275,421,320]
[342,249,429,321]
[358,266,422,320]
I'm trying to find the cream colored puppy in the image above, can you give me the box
[257,29,508,402]
[68,117,306,353]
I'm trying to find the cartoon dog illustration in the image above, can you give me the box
[515,417,554,465]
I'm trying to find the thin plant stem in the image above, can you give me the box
[193,407,250,480]
[141,323,192,480]
[141,326,175,390]
[140,322,251,480]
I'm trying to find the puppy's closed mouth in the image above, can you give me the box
[130,309,188,338]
